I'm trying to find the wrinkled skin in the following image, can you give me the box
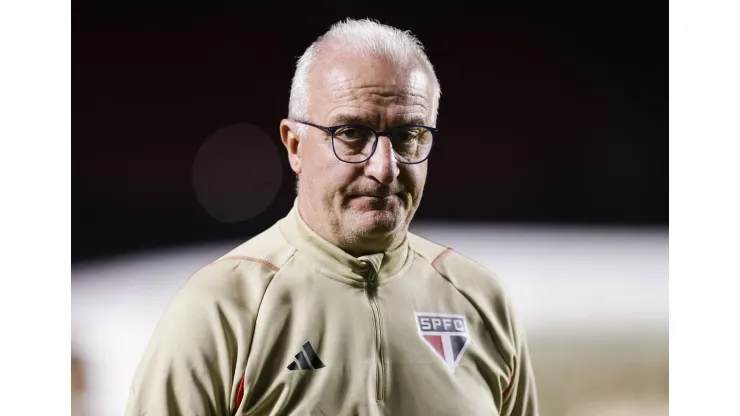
[281,49,435,256]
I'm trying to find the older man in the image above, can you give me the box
[126,18,538,416]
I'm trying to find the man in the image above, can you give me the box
[126,18,538,416]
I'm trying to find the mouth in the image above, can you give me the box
[348,193,401,208]
[346,193,406,213]
[352,194,395,200]
[350,189,398,198]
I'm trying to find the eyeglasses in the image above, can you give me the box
[294,120,437,164]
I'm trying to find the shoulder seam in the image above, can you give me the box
[408,232,451,265]
[216,255,281,272]
[431,247,453,269]
[187,248,295,282]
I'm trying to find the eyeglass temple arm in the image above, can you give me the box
[294,120,333,133]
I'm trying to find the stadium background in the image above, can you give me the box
[72,3,667,415]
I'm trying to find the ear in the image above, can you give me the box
[280,119,302,174]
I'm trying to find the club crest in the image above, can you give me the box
[415,312,471,373]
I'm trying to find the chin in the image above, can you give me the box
[340,195,408,235]
[353,210,404,236]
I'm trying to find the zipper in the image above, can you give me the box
[364,265,385,402]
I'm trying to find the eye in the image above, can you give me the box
[335,126,373,141]
[395,128,422,142]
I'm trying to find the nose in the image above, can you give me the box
[365,136,400,185]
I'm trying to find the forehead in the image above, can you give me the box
[308,50,434,125]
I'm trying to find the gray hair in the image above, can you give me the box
[288,18,442,135]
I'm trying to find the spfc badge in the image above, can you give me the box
[415,312,471,373]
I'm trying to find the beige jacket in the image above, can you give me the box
[125,201,538,415]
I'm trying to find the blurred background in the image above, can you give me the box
[72,2,667,415]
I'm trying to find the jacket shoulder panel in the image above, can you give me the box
[408,231,518,360]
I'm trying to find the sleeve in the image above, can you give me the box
[124,259,256,416]
[500,305,539,416]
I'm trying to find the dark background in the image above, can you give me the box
[73,1,666,264]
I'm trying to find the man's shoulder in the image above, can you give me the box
[213,220,296,273]
[408,231,509,298]
[408,231,522,356]
[183,220,296,297]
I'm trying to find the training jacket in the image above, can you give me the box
[125,200,539,416]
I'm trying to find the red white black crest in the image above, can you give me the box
[415,312,471,373]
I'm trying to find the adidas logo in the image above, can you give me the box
[287,341,326,371]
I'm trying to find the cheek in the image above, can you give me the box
[403,165,427,196]
[304,145,336,182]
[310,156,360,197]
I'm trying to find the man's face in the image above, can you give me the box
[291,51,434,253]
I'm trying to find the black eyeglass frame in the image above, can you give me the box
[293,120,437,165]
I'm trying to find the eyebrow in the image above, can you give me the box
[328,114,370,126]
[328,113,429,128]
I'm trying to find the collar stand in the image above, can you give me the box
[279,199,409,283]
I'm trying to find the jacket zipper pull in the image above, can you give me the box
[359,260,377,284]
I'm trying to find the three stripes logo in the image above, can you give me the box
[415,312,471,373]
[287,341,326,371]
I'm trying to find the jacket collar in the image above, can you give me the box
[279,199,410,284]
